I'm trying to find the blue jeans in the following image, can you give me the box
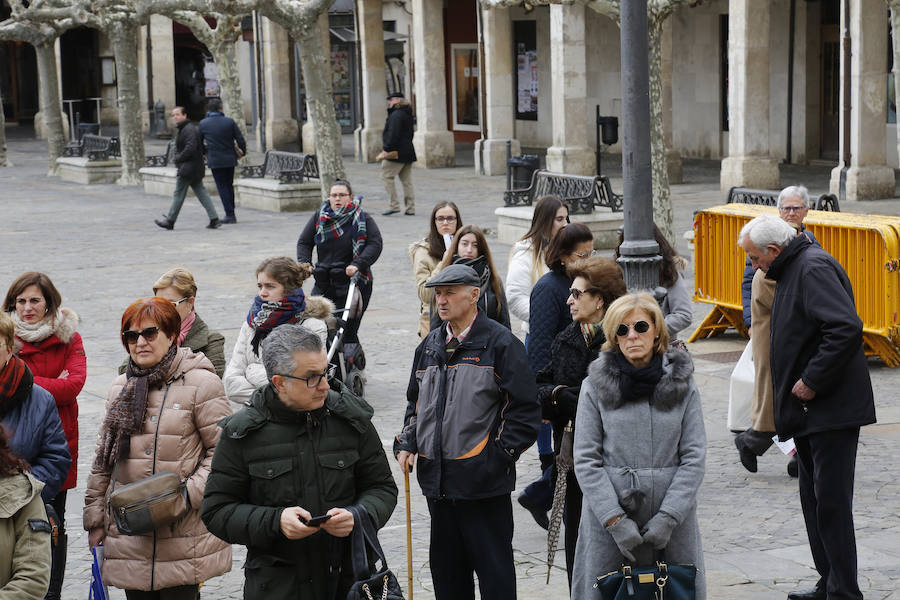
[167,176,218,222]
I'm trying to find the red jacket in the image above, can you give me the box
[15,309,86,491]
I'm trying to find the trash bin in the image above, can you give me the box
[76,123,100,140]
[507,154,540,189]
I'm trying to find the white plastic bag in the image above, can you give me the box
[727,342,754,432]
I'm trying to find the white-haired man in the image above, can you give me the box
[738,214,875,600]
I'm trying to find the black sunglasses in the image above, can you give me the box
[122,326,160,345]
[615,321,651,337]
[279,364,337,389]
[569,287,598,300]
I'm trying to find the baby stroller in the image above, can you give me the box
[326,273,367,399]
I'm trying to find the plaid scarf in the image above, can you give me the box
[93,344,178,472]
[313,198,370,282]
[247,288,307,355]
[0,356,30,414]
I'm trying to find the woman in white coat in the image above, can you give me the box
[223,257,332,408]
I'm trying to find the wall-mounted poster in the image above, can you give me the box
[203,59,220,98]
[514,21,537,121]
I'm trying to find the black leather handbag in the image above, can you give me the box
[594,554,696,600]
[345,505,404,600]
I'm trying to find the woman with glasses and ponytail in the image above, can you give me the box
[297,179,383,345]
[224,257,332,409]
[408,201,462,338]
[571,292,707,600]
[84,297,232,599]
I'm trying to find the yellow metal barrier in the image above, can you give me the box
[689,204,900,366]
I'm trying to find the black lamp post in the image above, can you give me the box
[616,0,662,292]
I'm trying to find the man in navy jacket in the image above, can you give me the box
[199,98,246,224]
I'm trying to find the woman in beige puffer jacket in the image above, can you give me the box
[83,298,231,597]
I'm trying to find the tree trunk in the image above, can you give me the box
[34,41,66,176]
[647,16,674,245]
[209,39,248,141]
[0,86,7,167]
[294,23,345,196]
[108,20,145,186]
[892,7,900,171]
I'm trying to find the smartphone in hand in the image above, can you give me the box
[300,513,333,527]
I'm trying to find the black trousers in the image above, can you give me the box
[124,584,199,600]
[314,280,372,345]
[794,428,862,600]
[427,495,516,600]
[211,167,236,218]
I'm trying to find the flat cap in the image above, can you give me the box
[424,264,480,288]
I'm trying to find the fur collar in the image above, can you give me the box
[303,295,335,320]
[587,348,694,411]
[11,307,79,351]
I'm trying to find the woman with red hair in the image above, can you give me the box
[83,297,232,599]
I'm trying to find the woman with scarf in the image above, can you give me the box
[571,292,706,600]
[224,257,332,409]
[428,224,510,329]
[4,272,85,600]
[119,268,226,378]
[83,297,231,599]
[297,179,383,344]
[535,257,626,585]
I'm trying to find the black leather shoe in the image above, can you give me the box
[382,208,400,216]
[221,215,237,224]
[154,216,174,230]
[206,218,222,229]
[735,435,758,473]
[517,492,549,530]
[787,585,826,600]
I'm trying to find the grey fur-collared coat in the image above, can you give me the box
[571,349,706,600]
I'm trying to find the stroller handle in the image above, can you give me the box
[327,274,362,362]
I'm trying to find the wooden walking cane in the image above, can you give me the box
[404,465,414,599]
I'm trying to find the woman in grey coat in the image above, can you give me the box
[571,292,706,599]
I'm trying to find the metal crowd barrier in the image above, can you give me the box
[689,204,900,367]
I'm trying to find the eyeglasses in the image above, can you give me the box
[573,250,599,259]
[170,297,192,307]
[329,193,352,199]
[779,205,807,213]
[122,326,160,345]
[279,364,337,388]
[435,216,457,223]
[568,287,598,300]
[615,321,651,337]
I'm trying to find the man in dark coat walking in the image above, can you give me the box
[378,92,416,216]
[739,214,875,600]
[199,98,246,224]
[202,324,397,600]
[155,106,221,230]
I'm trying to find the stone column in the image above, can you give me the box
[546,3,594,175]
[301,11,329,154]
[720,0,779,191]
[149,16,176,131]
[661,18,681,184]
[474,6,519,176]
[261,17,299,150]
[411,0,455,168]
[829,0,895,200]
[354,0,387,163]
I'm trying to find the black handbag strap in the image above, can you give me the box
[347,504,390,581]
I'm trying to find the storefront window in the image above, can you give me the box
[451,44,480,131]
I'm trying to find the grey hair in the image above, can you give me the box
[737,214,797,253]
[777,185,810,208]
[261,324,324,380]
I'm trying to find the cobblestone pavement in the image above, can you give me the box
[2,129,899,599]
